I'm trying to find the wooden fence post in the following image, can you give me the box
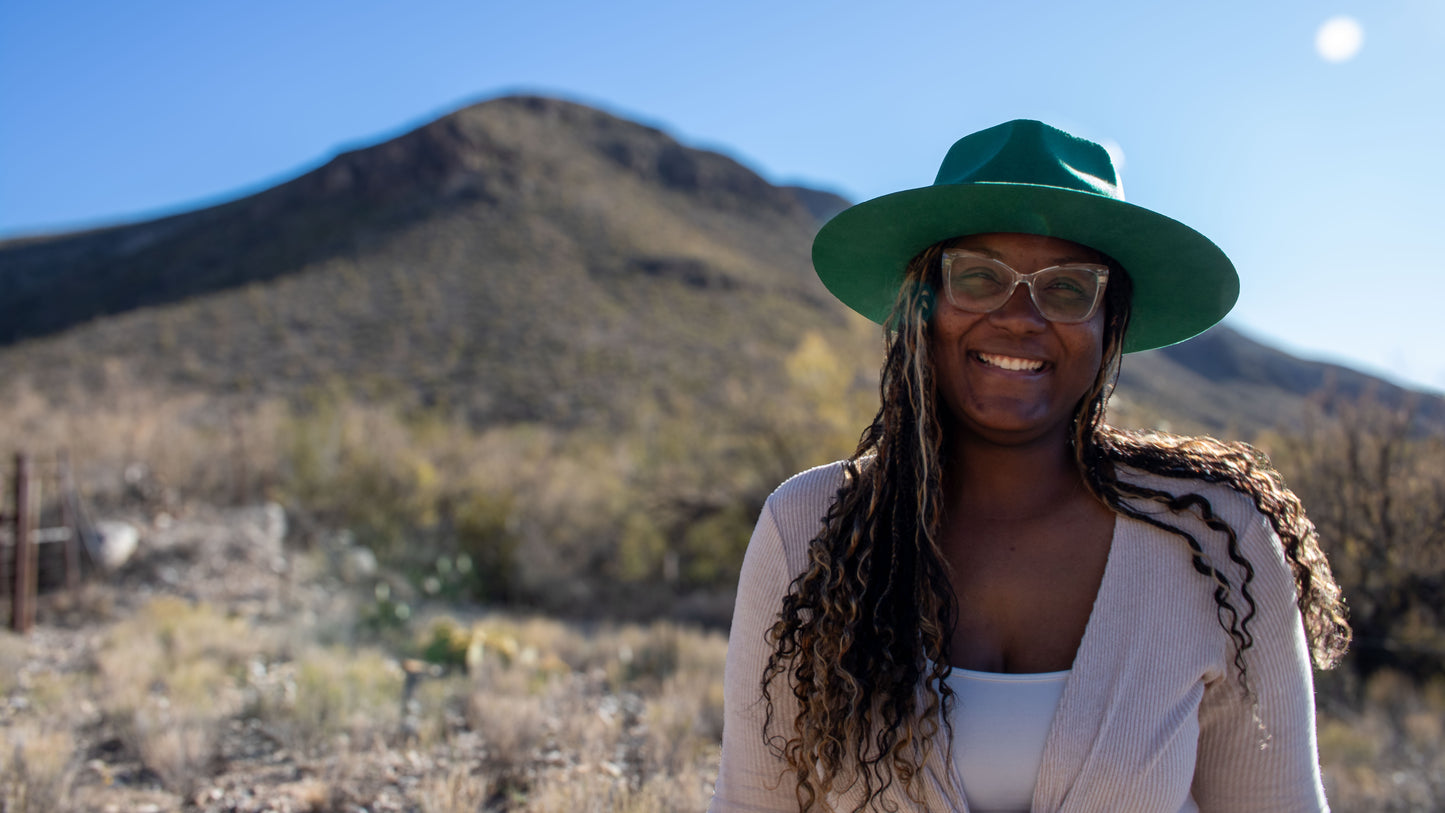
[11,453,36,633]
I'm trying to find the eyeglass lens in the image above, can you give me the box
[945,255,1104,323]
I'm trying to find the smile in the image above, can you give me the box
[974,352,1047,373]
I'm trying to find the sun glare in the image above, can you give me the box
[1315,16,1364,62]
[1100,139,1126,174]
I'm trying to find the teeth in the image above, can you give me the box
[978,352,1045,372]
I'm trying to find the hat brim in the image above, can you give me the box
[811,182,1238,353]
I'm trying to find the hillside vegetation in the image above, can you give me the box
[0,96,858,432]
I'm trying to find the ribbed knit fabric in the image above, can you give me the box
[708,461,1330,813]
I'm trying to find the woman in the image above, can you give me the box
[709,121,1350,812]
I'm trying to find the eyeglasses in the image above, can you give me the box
[941,249,1110,323]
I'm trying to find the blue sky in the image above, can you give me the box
[2,0,1442,392]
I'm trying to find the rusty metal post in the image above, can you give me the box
[11,453,35,633]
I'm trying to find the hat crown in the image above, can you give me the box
[933,119,1123,201]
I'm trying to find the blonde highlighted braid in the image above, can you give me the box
[760,240,1350,812]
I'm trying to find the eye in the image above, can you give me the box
[949,261,1009,293]
[1043,277,1086,297]
[1037,268,1098,302]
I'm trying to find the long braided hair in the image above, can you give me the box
[760,239,1351,812]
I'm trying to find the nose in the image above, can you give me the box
[988,283,1048,332]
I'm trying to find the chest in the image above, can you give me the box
[940,506,1115,673]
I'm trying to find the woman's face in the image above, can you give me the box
[927,232,1108,450]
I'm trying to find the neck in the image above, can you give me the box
[941,430,1087,519]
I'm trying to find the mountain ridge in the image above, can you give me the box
[0,96,832,345]
[1,93,1439,436]
[0,95,853,430]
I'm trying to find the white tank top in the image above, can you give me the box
[944,667,1070,813]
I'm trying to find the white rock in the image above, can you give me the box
[341,547,378,583]
[92,520,139,570]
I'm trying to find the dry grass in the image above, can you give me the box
[130,709,219,801]
[279,645,405,755]
[454,616,725,808]
[0,632,27,696]
[89,598,260,797]
[0,722,76,813]
[417,763,493,813]
[3,591,725,810]
[1319,670,1445,811]
[93,598,262,723]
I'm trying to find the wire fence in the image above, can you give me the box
[1,451,95,632]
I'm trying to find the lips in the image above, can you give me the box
[973,351,1047,373]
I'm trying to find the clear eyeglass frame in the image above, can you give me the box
[940,249,1111,324]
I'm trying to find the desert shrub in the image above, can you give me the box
[417,763,493,813]
[0,375,286,509]
[0,723,76,813]
[1,328,881,618]
[677,503,755,588]
[520,770,641,813]
[279,395,447,557]
[451,490,521,602]
[521,763,714,813]
[18,671,91,723]
[0,632,27,696]
[1262,393,1445,680]
[637,624,726,779]
[418,616,474,668]
[467,686,551,781]
[1318,669,1445,810]
[615,510,669,583]
[97,598,260,681]
[89,598,265,798]
[270,646,404,754]
[604,623,681,693]
[95,597,258,726]
[131,705,219,798]
[408,672,469,747]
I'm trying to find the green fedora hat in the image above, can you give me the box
[812,120,1238,353]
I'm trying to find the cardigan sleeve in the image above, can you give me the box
[1190,511,1330,812]
[709,501,802,812]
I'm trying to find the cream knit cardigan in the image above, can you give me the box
[709,461,1329,812]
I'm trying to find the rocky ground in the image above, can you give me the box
[2,503,721,812]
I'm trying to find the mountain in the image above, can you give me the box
[1117,324,1445,435]
[0,95,856,428]
[0,93,1439,436]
